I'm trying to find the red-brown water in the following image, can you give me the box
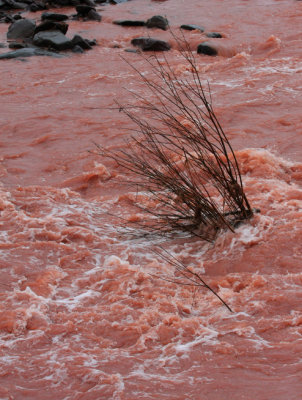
[1,0,302,399]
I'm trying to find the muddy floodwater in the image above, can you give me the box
[0,0,302,399]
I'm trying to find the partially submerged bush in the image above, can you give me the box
[98,33,253,242]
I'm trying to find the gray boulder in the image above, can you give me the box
[146,15,168,30]
[41,12,69,21]
[33,30,72,50]
[180,24,204,32]
[7,19,36,40]
[131,37,171,51]
[0,48,65,59]
[197,42,217,56]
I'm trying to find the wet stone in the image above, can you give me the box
[71,34,92,49]
[29,2,46,12]
[35,21,69,35]
[206,32,222,38]
[180,24,204,32]
[8,41,26,48]
[146,15,168,30]
[113,19,145,26]
[197,42,217,56]
[72,44,84,53]
[75,5,101,21]
[131,37,171,51]
[87,9,101,21]
[7,18,35,40]
[41,12,69,22]
[0,47,65,58]
[33,30,72,50]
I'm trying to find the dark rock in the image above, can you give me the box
[0,42,6,47]
[197,42,217,56]
[9,41,26,48]
[35,21,69,35]
[87,38,96,46]
[72,44,84,53]
[75,4,94,15]
[206,32,222,38]
[0,47,65,59]
[41,12,69,21]
[87,9,101,21]
[131,37,171,51]
[113,19,145,27]
[7,19,35,40]
[124,48,139,53]
[13,14,22,20]
[75,5,101,20]
[33,30,72,50]
[29,2,46,12]
[110,0,129,4]
[146,15,168,30]
[81,0,96,6]
[71,34,91,49]
[2,0,27,9]
[180,24,204,32]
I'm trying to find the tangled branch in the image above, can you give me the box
[97,32,253,241]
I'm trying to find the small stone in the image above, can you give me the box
[131,37,171,51]
[41,12,69,22]
[33,30,72,51]
[72,44,84,53]
[8,41,26,48]
[35,21,69,35]
[29,2,46,12]
[75,5,95,15]
[146,15,168,30]
[180,24,204,32]
[197,42,217,56]
[206,32,222,38]
[0,47,65,59]
[71,34,92,49]
[113,19,145,27]
[87,9,101,21]
[7,19,36,40]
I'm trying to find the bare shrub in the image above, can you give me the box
[97,33,253,241]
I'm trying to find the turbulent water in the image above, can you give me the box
[0,0,302,399]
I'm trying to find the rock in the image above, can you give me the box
[35,21,69,35]
[41,12,69,21]
[0,47,65,59]
[124,48,139,53]
[180,24,204,32]
[72,44,84,53]
[206,32,222,38]
[33,30,72,50]
[87,9,101,21]
[2,0,27,9]
[75,5,101,21]
[197,42,217,56]
[7,19,35,40]
[0,42,6,47]
[146,15,168,30]
[87,38,96,46]
[9,41,26,48]
[29,2,47,12]
[113,19,145,27]
[13,14,22,20]
[71,34,91,49]
[110,0,128,4]
[75,4,94,14]
[131,37,171,51]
